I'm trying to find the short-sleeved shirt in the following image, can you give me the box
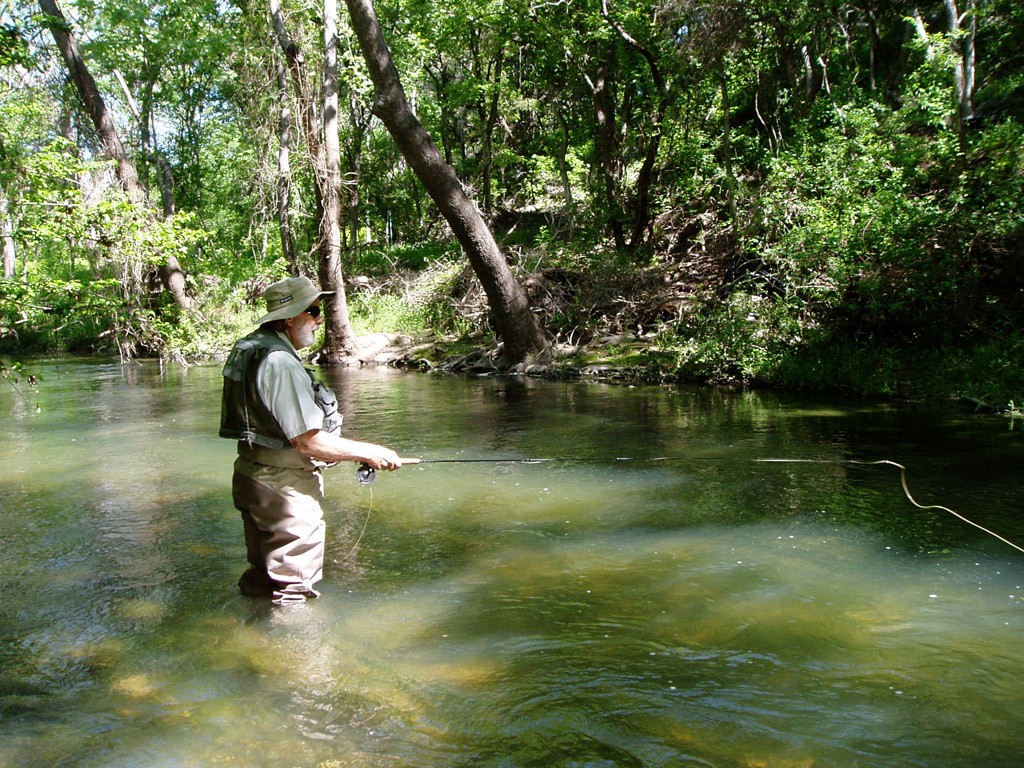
[256,331,323,441]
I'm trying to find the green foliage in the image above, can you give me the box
[644,291,801,385]
[190,120,265,273]
[348,256,477,339]
[0,21,31,68]
[350,241,460,274]
[0,132,213,357]
[348,291,430,336]
[153,279,260,360]
[0,275,122,353]
[750,94,976,344]
[958,121,1024,243]
[767,329,1024,407]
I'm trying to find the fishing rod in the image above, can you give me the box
[355,455,682,483]
[353,455,1024,556]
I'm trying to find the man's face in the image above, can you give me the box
[285,303,322,349]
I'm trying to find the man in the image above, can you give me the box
[220,276,403,604]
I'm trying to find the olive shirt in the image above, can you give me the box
[235,330,325,473]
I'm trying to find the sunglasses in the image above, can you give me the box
[303,305,321,318]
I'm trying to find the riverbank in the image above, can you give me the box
[332,247,1024,417]
[337,329,1021,417]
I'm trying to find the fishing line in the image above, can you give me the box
[346,485,374,557]
[756,458,1024,555]
[354,455,1024,555]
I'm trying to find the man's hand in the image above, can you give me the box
[359,446,403,471]
[291,429,403,469]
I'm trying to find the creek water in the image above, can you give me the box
[1,359,1023,768]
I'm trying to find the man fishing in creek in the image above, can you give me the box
[220,276,404,604]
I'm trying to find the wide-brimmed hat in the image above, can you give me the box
[256,276,335,325]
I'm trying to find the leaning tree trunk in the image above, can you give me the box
[344,0,547,366]
[40,0,145,207]
[38,0,192,310]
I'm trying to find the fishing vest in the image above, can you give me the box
[219,327,342,463]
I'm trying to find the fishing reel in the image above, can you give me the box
[356,463,376,485]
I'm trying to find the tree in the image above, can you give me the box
[911,0,977,154]
[273,52,299,273]
[269,0,360,361]
[601,0,671,252]
[1,21,30,280]
[318,0,356,360]
[522,0,679,253]
[37,0,192,310]
[1,182,14,279]
[344,0,547,365]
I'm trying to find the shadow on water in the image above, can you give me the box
[1,360,1023,767]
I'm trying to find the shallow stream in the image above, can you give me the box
[2,359,1022,767]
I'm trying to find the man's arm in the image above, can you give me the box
[290,429,403,470]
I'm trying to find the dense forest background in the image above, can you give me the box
[1,0,1022,409]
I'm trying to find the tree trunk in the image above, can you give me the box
[1,183,16,279]
[39,0,147,207]
[147,151,175,219]
[158,256,191,309]
[139,68,156,192]
[344,0,547,366]
[269,0,359,359]
[554,103,576,233]
[274,54,299,273]
[39,0,193,309]
[582,54,626,251]
[425,61,456,166]
[601,0,667,253]
[719,64,739,228]
[469,31,503,215]
[318,0,359,360]
[344,92,372,259]
[944,0,976,154]
[269,0,324,264]
[912,2,976,164]
[114,59,175,220]
[719,61,741,290]
[269,0,322,165]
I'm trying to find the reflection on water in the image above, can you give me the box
[1,359,1023,767]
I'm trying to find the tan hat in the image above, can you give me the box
[256,276,335,325]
